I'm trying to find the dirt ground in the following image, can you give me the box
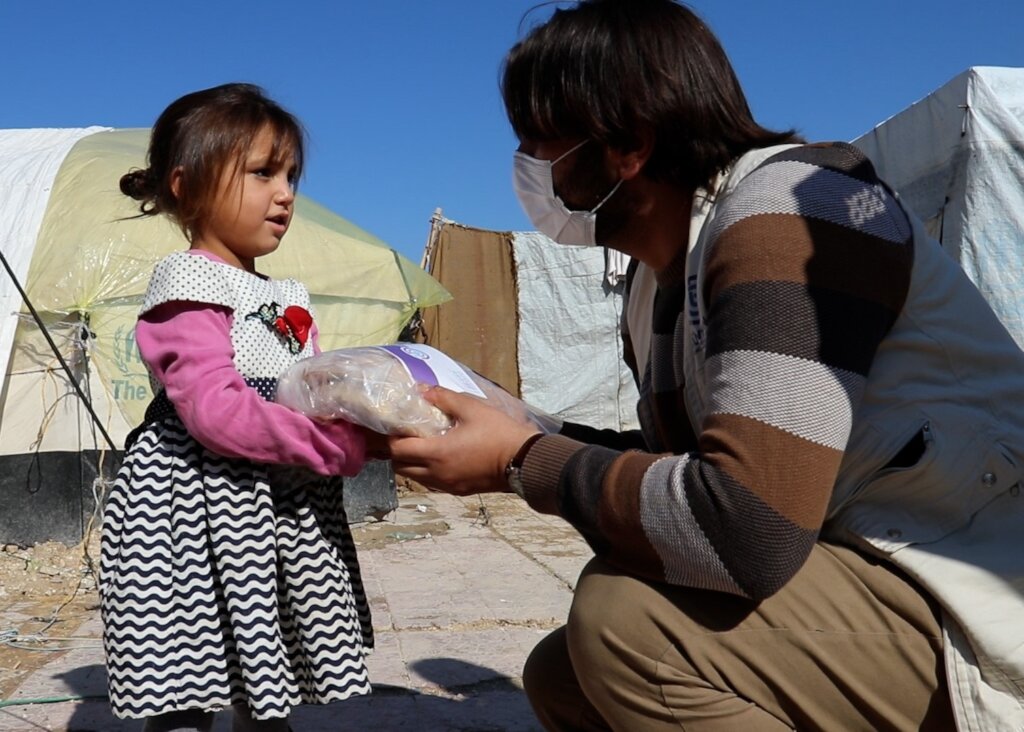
[0,536,101,700]
[0,480,459,701]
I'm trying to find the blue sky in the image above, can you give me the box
[2,0,1022,264]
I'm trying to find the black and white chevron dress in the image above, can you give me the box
[99,252,373,720]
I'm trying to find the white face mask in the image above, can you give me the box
[513,140,623,246]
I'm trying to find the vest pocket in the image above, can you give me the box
[829,421,1018,553]
[882,422,931,470]
[829,417,932,517]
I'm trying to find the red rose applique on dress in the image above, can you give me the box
[246,302,313,354]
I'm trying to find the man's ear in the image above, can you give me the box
[612,125,655,181]
[169,166,183,199]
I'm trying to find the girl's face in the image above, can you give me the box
[193,126,297,273]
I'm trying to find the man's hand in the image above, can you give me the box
[385,386,542,496]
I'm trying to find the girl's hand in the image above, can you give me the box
[387,387,541,495]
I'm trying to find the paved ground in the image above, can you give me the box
[0,491,593,731]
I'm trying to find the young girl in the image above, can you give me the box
[99,83,373,732]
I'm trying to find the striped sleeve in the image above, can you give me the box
[520,143,913,599]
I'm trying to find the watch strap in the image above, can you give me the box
[505,432,544,496]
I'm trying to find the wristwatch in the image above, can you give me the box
[505,433,544,498]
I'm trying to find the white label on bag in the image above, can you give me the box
[375,344,487,398]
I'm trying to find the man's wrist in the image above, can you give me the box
[504,432,544,497]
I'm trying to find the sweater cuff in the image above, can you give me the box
[519,434,584,515]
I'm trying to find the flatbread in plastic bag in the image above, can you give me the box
[276,343,560,437]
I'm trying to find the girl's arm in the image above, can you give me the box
[136,301,365,476]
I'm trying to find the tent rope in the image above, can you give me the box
[0,247,117,453]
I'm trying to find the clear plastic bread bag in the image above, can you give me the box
[275,343,562,437]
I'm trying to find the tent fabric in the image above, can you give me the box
[604,247,631,286]
[417,218,639,432]
[0,126,110,382]
[513,233,638,431]
[853,66,1024,346]
[417,222,520,396]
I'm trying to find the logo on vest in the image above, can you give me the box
[687,275,706,352]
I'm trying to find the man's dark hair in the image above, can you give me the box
[501,0,800,192]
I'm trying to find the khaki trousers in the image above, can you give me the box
[523,543,955,731]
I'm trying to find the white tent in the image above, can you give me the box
[512,232,638,430]
[0,127,449,545]
[852,66,1024,346]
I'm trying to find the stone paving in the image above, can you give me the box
[0,492,593,731]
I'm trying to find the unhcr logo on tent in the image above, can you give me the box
[110,324,151,405]
[112,325,144,375]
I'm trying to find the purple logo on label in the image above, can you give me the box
[400,345,428,360]
[381,345,438,386]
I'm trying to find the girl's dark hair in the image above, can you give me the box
[501,0,800,192]
[120,83,305,241]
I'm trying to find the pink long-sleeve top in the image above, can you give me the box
[136,301,365,477]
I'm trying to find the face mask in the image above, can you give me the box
[513,140,623,246]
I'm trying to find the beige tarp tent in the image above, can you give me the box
[0,127,449,544]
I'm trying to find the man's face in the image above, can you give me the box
[516,136,639,249]
[517,138,617,212]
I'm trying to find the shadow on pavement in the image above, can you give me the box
[46,659,542,731]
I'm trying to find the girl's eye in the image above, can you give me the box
[253,167,272,178]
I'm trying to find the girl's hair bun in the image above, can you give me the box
[119,168,156,201]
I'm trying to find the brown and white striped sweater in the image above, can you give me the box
[518,142,914,601]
